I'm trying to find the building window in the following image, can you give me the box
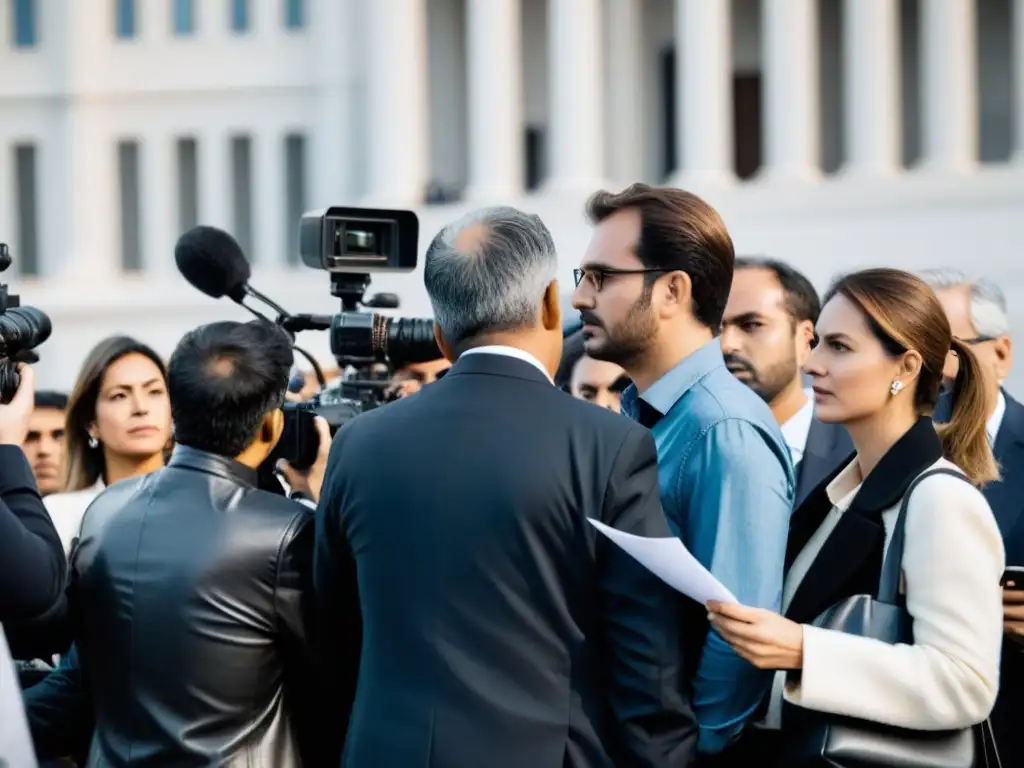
[173,0,194,35]
[13,145,39,277]
[115,0,136,39]
[230,135,253,261]
[284,134,306,265]
[12,0,37,47]
[231,0,249,32]
[284,0,304,29]
[524,127,545,192]
[118,140,143,272]
[176,138,199,233]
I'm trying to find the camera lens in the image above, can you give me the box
[345,229,376,253]
[0,306,52,349]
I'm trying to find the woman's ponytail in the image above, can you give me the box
[937,338,1000,486]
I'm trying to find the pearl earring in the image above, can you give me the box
[890,379,904,396]
[88,435,99,449]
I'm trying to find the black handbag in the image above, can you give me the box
[781,467,1002,768]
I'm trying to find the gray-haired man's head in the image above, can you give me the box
[918,268,1013,397]
[424,206,563,370]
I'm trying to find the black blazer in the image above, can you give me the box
[314,351,697,768]
[984,392,1024,759]
[795,419,854,510]
[784,417,944,626]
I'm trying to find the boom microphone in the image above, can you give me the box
[174,226,251,303]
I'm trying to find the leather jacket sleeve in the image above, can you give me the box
[275,513,315,650]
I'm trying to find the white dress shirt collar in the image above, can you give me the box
[781,390,815,465]
[460,345,553,383]
[987,390,1007,444]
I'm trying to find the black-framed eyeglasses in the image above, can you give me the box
[958,335,997,346]
[573,267,672,292]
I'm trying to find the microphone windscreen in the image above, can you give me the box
[174,226,251,302]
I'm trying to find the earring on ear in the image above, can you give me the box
[88,435,99,449]
[890,379,904,396]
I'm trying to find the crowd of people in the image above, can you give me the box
[0,183,1020,768]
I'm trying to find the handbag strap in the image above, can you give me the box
[977,718,1003,768]
[877,467,971,604]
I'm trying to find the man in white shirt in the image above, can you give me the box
[721,258,852,506]
[921,268,1023,761]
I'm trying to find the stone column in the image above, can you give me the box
[465,0,524,201]
[142,132,176,274]
[544,0,605,194]
[365,0,430,205]
[762,0,821,181]
[842,0,901,175]
[606,0,646,184]
[919,0,978,171]
[669,0,734,188]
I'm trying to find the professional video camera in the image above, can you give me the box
[0,243,52,404]
[272,207,442,469]
[174,208,441,472]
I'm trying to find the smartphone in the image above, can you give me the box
[1000,566,1024,589]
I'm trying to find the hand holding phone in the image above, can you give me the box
[1001,565,1024,589]
[1001,567,1024,647]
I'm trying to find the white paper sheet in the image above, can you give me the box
[588,519,739,605]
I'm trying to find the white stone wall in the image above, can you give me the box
[0,0,1022,392]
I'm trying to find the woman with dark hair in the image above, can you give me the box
[705,268,1003,764]
[44,336,171,555]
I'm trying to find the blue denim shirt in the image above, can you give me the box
[621,339,795,754]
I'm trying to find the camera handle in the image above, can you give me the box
[0,243,18,314]
[330,272,371,313]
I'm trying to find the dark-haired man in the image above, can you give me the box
[569,355,629,413]
[573,184,794,762]
[721,258,853,506]
[23,391,67,497]
[25,320,337,767]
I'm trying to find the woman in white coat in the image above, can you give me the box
[709,268,1003,764]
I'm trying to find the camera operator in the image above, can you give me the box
[383,356,451,400]
[0,363,66,767]
[25,320,338,767]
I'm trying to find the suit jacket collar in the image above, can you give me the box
[988,391,1024,538]
[445,350,553,387]
[168,445,258,488]
[784,416,943,623]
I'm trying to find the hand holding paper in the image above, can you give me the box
[588,518,738,605]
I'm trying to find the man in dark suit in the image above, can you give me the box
[721,258,853,507]
[922,268,1023,761]
[314,206,696,768]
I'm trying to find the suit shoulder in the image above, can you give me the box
[557,390,650,440]
[1004,391,1024,427]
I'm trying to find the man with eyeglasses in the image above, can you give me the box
[572,184,794,765]
[920,268,1023,762]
